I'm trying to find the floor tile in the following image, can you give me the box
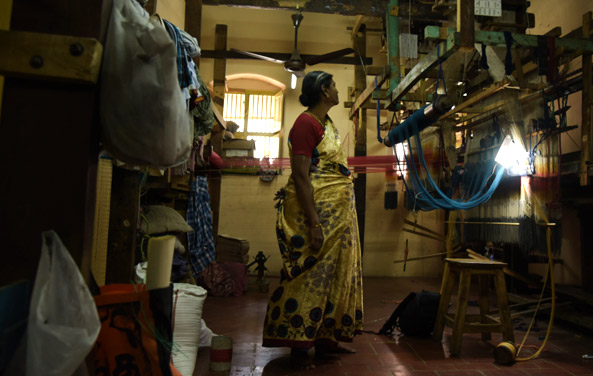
[192,277,593,376]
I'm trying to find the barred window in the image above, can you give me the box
[223,90,283,159]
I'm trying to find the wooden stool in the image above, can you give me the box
[433,258,514,356]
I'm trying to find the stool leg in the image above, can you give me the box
[433,266,455,341]
[439,262,450,296]
[494,270,514,343]
[450,270,471,356]
[479,275,491,341]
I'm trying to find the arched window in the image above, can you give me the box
[218,74,285,159]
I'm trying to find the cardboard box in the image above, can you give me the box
[216,234,250,264]
[222,139,256,158]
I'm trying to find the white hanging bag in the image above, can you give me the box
[100,0,192,168]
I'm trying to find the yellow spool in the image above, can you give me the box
[494,341,517,365]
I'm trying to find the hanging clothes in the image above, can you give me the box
[163,19,202,104]
[163,19,193,90]
[186,176,216,276]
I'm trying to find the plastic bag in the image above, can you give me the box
[100,0,192,168]
[10,231,100,376]
[92,284,179,376]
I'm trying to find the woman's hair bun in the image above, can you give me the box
[299,94,310,107]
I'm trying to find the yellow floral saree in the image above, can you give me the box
[262,114,363,348]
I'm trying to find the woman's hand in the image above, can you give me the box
[310,226,324,252]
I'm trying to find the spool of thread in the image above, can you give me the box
[210,335,233,371]
[145,235,176,290]
[493,341,517,365]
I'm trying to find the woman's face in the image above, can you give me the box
[324,80,339,106]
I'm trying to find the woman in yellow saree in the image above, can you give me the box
[262,71,363,368]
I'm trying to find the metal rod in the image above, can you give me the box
[403,218,446,239]
[444,221,557,226]
[402,227,446,242]
[394,249,463,264]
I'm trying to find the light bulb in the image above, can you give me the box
[495,135,529,175]
[291,74,297,89]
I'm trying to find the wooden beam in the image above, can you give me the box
[210,24,227,238]
[1,0,103,286]
[387,38,457,108]
[425,25,593,53]
[353,26,367,255]
[0,0,12,119]
[211,100,227,129]
[400,91,434,103]
[402,228,446,242]
[199,50,372,66]
[213,25,227,113]
[470,30,593,52]
[403,218,445,239]
[105,167,140,284]
[457,0,474,51]
[201,0,444,18]
[0,30,102,84]
[204,0,387,16]
[348,65,390,118]
[351,15,364,39]
[372,89,389,100]
[386,0,400,96]
[343,101,381,110]
[438,79,511,120]
[185,0,202,47]
[581,11,592,186]
[366,66,389,76]
[394,250,465,264]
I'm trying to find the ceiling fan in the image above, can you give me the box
[230,9,355,78]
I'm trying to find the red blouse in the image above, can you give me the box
[288,113,325,158]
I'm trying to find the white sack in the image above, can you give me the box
[171,284,207,376]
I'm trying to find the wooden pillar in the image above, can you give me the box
[210,24,227,238]
[386,0,400,94]
[0,0,12,119]
[457,0,474,52]
[581,12,592,186]
[354,26,367,255]
[185,0,202,47]
[105,167,140,284]
[0,0,104,285]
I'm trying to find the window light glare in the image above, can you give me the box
[291,74,297,89]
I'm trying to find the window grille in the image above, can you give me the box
[223,91,283,159]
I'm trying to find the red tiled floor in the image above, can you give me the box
[192,277,593,376]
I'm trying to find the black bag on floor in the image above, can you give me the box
[379,290,441,337]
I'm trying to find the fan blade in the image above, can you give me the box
[305,48,355,66]
[230,48,286,64]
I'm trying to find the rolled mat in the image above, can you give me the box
[210,335,233,371]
